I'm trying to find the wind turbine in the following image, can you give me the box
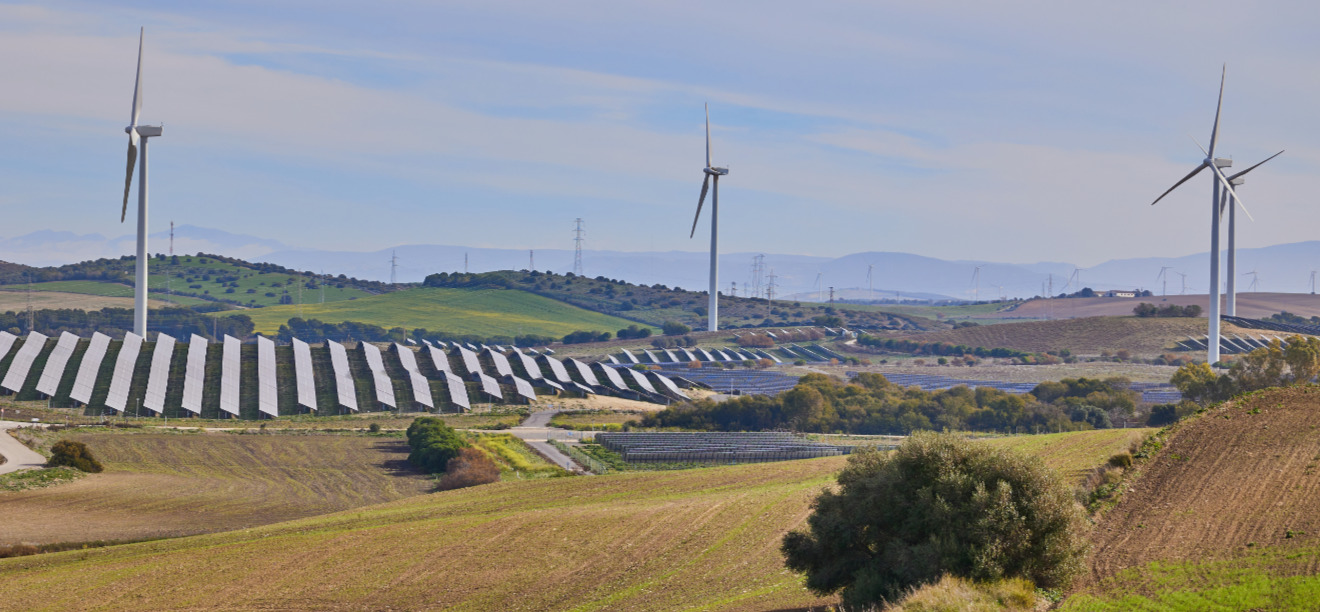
[689,103,729,332]
[1243,270,1259,293]
[1310,271,1317,295]
[1150,65,1249,365]
[814,272,824,302]
[971,266,982,302]
[1157,266,1172,297]
[1211,149,1284,315]
[121,28,163,337]
[1175,271,1188,295]
[866,263,875,301]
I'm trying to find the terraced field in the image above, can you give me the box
[235,287,650,337]
[0,428,1144,611]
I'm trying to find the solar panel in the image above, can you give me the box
[0,331,16,366]
[70,333,111,405]
[595,363,630,392]
[663,349,679,363]
[427,344,452,374]
[219,335,241,417]
[511,375,536,401]
[362,342,396,408]
[142,333,176,414]
[540,355,573,384]
[605,355,620,365]
[395,343,420,373]
[405,338,416,345]
[485,348,514,377]
[649,371,689,400]
[475,371,503,399]
[105,332,144,412]
[457,346,483,376]
[568,358,600,387]
[695,348,715,362]
[256,336,279,418]
[394,344,433,409]
[181,335,208,415]
[35,331,79,397]
[327,340,358,412]
[516,351,544,380]
[1,331,48,393]
[626,366,658,394]
[444,371,471,410]
[713,349,734,361]
[619,349,639,364]
[292,338,317,412]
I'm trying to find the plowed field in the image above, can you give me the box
[896,316,1209,356]
[1087,386,1320,585]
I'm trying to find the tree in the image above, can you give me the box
[661,321,691,336]
[1171,362,1235,404]
[405,417,469,473]
[47,440,103,473]
[781,433,1088,608]
[436,447,501,490]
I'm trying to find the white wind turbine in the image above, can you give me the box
[1211,149,1283,315]
[689,104,729,332]
[121,28,163,336]
[1150,65,1249,365]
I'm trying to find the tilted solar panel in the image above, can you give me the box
[475,371,503,400]
[485,348,514,377]
[427,344,452,374]
[395,343,420,373]
[181,335,208,414]
[568,358,600,387]
[292,338,317,412]
[409,370,435,408]
[142,333,176,414]
[106,332,144,412]
[626,366,658,394]
[35,331,79,397]
[516,351,543,380]
[70,333,111,405]
[511,375,536,401]
[619,349,639,364]
[444,372,471,410]
[257,336,279,418]
[594,363,630,392]
[1,331,49,393]
[219,335,241,417]
[0,331,17,365]
[362,342,396,408]
[457,346,483,376]
[327,340,358,412]
[540,355,572,384]
[649,371,689,400]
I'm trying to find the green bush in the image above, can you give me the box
[781,432,1088,608]
[47,440,103,473]
[406,417,469,473]
[1108,452,1133,469]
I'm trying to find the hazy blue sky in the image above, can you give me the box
[1,1,1317,266]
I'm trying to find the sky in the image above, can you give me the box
[1,1,1317,268]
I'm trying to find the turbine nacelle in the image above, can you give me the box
[127,125,163,138]
[1212,157,1233,168]
[703,166,728,176]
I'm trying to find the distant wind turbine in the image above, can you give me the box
[689,104,729,332]
[121,27,163,337]
[971,266,982,301]
[1157,266,1172,297]
[1150,65,1249,364]
[1243,270,1260,293]
[1175,271,1188,295]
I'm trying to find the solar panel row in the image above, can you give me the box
[362,342,396,408]
[257,336,279,417]
[220,335,242,417]
[69,333,111,405]
[292,338,317,412]
[1,331,48,393]
[105,333,144,412]
[182,335,208,415]
[328,340,358,412]
[35,332,79,397]
[142,333,176,414]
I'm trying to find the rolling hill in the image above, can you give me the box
[236,287,650,337]
[0,429,1143,611]
[894,316,1213,357]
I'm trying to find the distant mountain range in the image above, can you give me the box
[4,226,1318,301]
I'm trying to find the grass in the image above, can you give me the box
[982,428,1155,482]
[0,466,84,492]
[466,432,569,479]
[1062,545,1320,610]
[233,286,651,336]
[549,410,642,431]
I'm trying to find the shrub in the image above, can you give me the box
[781,432,1088,608]
[406,417,468,473]
[368,422,381,433]
[436,447,501,490]
[661,321,691,336]
[47,440,103,473]
[1108,452,1133,469]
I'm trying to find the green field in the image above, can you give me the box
[0,428,1145,611]
[235,287,653,337]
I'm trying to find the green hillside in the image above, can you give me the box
[237,287,651,337]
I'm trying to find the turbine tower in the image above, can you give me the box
[1243,269,1260,292]
[1157,266,1172,297]
[1151,65,1248,365]
[121,27,162,337]
[1214,149,1284,316]
[688,103,729,332]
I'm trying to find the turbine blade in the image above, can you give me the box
[1228,150,1284,181]
[690,174,710,239]
[1212,166,1253,222]
[1151,164,1206,205]
[704,103,711,169]
[1208,64,1225,156]
[130,27,144,128]
[1188,134,1208,157]
[122,134,137,222]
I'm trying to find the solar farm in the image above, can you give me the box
[0,330,695,418]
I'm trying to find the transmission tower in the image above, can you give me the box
[828,287,835,303]
[749,254,765,299]
[389,250,399,286]
[169,220,174,256]
[572,218,585,276]
[529,250,535,271]
[766,269,778,315]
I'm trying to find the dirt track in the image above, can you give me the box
[1087,386,1320,585]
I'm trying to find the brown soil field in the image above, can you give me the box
[999,292,1320,320]
[811,361,1182,384]
[0,429,1144,611]
[1086,385,1320,585]
[0,431,431,545]
[895,316,1214,357]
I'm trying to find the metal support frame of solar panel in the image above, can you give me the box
[142,333,177,415]
[362,342,396,408]
[539,355,573,384]
[180,335,208,415]
[456,346,483,377]
[70,332,112,405]
[290,338,317,412]
[394,343,433,409]
[218,335,242,417]
[327,340,358,412]
[444,372,471,409]
[105,332,144,412]
[35,332,79,398]
[1,331,48,394]
[485,348,514,377]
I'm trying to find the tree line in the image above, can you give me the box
[0,306,254,340]
[274,316,556,348]
[1132,302,1202,318]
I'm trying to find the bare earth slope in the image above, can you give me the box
[1003,292,1320,320]
[897,316,1206,356]
[1088,385,1320,584]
